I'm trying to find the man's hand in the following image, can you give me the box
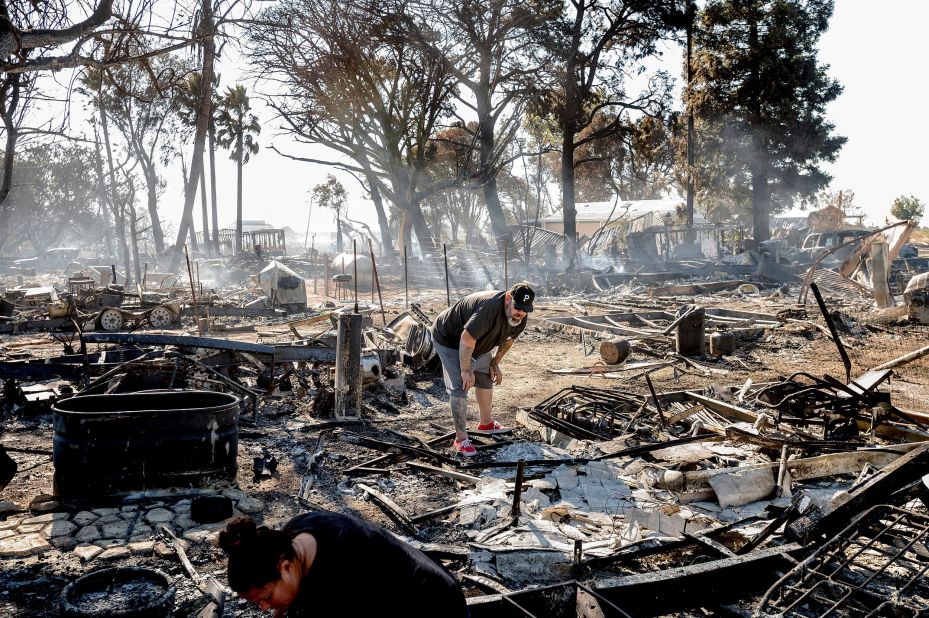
[461,369,475,391]
[490,363,503,385]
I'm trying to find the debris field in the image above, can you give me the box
[1,233,929,618]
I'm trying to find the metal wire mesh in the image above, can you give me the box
[756,505,929,617]
[839,309,929,414]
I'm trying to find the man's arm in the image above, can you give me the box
[489,338,514,385]
[492,338,514,366]
[459,330,477,391]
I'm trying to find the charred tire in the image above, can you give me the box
[60,567,175,618]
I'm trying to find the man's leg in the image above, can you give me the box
[450,396,469,442]
[475,388,493,427]
[430,337,471,442]
[472,352,497,429]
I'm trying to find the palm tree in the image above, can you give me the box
[313,175,347,253]
[215,84,260,253]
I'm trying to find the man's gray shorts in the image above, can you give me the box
[431,337,493,398]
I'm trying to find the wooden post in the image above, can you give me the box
[868,241,892,308]
[511,459,526,518]
[334,312,363,419]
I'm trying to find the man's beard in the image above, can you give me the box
[507,315,523,327]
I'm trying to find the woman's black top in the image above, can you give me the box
[281,511,467,617]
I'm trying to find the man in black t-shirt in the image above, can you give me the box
[429,283,534,457]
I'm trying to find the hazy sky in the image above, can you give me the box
[157,1,928,237]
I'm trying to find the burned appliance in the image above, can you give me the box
[904,271,929,325]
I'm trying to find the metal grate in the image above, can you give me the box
[756,505,929,617]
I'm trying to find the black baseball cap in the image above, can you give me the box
[509,283,535,312]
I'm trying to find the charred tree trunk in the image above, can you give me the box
[235,128,243,253]
[748,17,769,243]
[0,73,20,248]
[91,129,115,257]
[135,144,165,254]
[476,86,510,250]
[99,103,133,286]
[128,200,142,284]
[360,161,395,258]
[199,150,210,256]
[560,117,578,269]
[169,0,215,272]
[399,211,413,254]
[208,122,219,251]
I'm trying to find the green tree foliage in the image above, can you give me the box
[890,194,925,224]
[570,113,677,202]
[215,84,260,252]
[690,0,845,242]
[3,143,102,255]
[313,175,348,252]
[527,0,672,266]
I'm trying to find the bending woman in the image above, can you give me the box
[219,511,467,617]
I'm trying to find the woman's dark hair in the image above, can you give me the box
[218,516,296,592]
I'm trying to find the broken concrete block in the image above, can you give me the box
[101,520,131,539]
[15,523,44,534]
[75,525,102,543]
[708,467,775,508]
[182,528,216,544]
[72,511,97,527]
[73,543,103,562]
[236,497,265,514]
[49,535,77,550]
[128,540,155,556]
[97,546,131,561]
[91,507,120,517]
[144,508,174,524]
[0,533,51,558]
[44,520,77,538]
[0,518,21,531]
[95,514,122,526]
[94,538,126,549]
[21,512,68,525]
[222,488,247,501]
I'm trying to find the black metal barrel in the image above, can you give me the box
[52,390,239,498]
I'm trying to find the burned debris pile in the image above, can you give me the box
[0,235,928,617]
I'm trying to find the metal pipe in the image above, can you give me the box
[511,459,526,517]
[368,238,386,327]
[352,239,359,313]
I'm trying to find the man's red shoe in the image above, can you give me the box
[453,439,477,457]
[476,420,510,434]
